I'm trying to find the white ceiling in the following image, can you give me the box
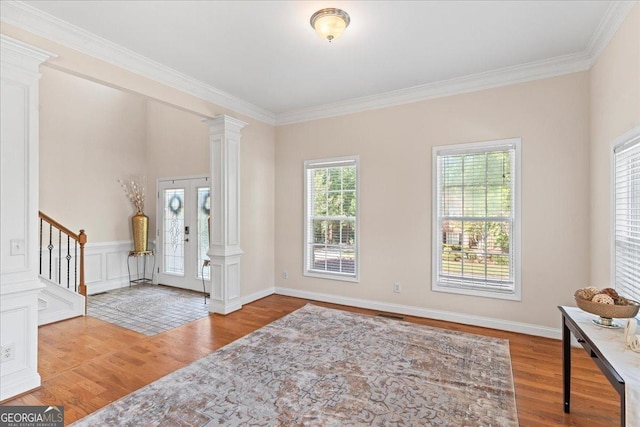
[2,1,634,124]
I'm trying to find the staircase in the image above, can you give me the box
[38,211,87,325]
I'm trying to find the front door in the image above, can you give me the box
[156,177,211,293]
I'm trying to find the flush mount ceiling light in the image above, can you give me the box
[310,8,350,42]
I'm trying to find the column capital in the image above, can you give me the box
[204,115,248,134]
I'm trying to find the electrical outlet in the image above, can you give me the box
[394,282,401,293]
[283,270,288,279]
[10,239,25,255]
[1,343,15,363]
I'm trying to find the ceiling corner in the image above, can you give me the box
[585,0,637,66]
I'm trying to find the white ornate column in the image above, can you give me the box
[0,35,54,401]
[205,115,247,314]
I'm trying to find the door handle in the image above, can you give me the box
[184,238,189,242]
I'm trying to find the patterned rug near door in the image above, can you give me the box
[88,284,209,336]
[72,304,519,426]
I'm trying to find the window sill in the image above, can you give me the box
[304,270,359,283]
[432,282,521,301]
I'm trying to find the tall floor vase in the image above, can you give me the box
[132,211,149,252]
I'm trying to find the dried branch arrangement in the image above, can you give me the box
[118,176,145,213]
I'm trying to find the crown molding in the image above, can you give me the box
[1,0,635,127]
[0,1,276,125]
[585,0,637,66]
[275,0,637,125]
[275,51,593,125]
[1,33,56,64]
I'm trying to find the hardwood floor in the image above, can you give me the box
[3,295,619,426]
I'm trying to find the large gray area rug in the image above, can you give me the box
[72,304,519,426]
[88,284,209,336]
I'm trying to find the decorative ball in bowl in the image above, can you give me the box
[574,286,639,327]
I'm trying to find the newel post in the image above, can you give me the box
[78,229,87,314]
[204,115,247,314]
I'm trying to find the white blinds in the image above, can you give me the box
[614,139,640,302]
[435,141,517,293]
[304,157,358,279]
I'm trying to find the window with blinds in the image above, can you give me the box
[304,156,359,281]
[613,132,640,302]
[432,138,521,300]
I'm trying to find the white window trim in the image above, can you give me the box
[303,155,360,282]
[610,125,640,303]
[431,138,522,301]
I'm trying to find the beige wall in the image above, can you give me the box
[39,67,148,242]
[145,100,210,237]
[39,68,213,247]
[589,3,640,288]
[238,119,277,296]
[1,23,276,297]
[275,72,591,328]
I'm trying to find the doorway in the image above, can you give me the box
[157,177,211,293]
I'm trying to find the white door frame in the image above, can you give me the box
[156,175,211,293]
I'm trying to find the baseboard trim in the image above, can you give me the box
[274,287,560,340]
[86,280,130,295]
[241,287,276,306]
[0,372,41,402]
[208,300,242,315]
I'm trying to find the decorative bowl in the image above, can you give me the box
[575,297,640,326]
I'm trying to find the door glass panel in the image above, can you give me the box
[197,186,211,280]
[163,188,185,275]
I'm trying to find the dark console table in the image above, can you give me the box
[559,306,639,426]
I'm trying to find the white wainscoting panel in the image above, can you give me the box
[83,241,155,295]
[0,282,43,401]
[105,251,126,282]
[85,253,103,284]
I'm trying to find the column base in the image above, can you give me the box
[208,299,242,315]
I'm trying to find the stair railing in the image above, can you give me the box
[39,211,87,313]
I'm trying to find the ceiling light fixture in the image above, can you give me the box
[310,8,350,43]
